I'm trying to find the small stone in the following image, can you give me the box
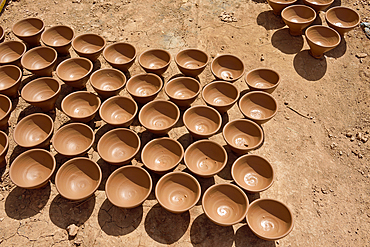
[260,54,264,61]
[67,224,78,237]
[339,151,343,155]
[356,53,367,58]
[361,137,368,143]
[346,132,353,137]
[350,136,355,142]
[328,134,333,138]
[359,154,363,159]
[356,132,362,140]
[321,187,329,194]
[285,116,290,120]
[330,143,337,149]
[284,102,289,105]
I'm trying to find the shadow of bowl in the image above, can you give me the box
[293,50,327,81]
[271,28,304,54]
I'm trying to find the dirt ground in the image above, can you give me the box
[0,0,369,246]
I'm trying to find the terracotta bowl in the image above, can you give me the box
[267,0,297,15]
[9,149,56,189]
[245,68,280,94]
[99,96,138,127]
[138,49,171,75]
[90,68,126,98]
[155,171,201,214]
[55,157,102,201]
[0,41,27,67]
[13,113,54,149]
[126,73,163,104]
[56,57,93,88]
[305,25,341,59]
[103,42,136,71]
[246,199,294,240]
[0,26,4,42]
[183,105,222,139]
[12,17,45,47]
[239,91,278,125]
[202,183,249,226]
[61,91,101,123]
[0,94,12,130]
[281,5,316,36]
[138,100,180,135]
[302,0,333,12]
[72,33,106,61]
[97,128,140,166]
[52,123,94,157]
[141,137,184,173]
[184,139,227,178]
[21,77,61,112]
[164,77,201,108]
[41,25,74,54]
[21,46,57,77]
[325,7,360,36]
[231,154,274,193]
[0,131,8,166]
[0,65,22,97]
[223,119,264,155]
[105,165,152,208]
[211,54,244,82]
[175,48,209,77]
[202,81,239,114]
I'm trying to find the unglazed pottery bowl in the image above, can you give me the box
[9,149,56,189]
[281,5,316,36]
[184,139,227,178]
[55,157,102,201]
[141,137,184,173]
[105,165,152,208]
[41,25,74,54]
[302,0,334,12]
[99,96,138,127]
[245,68,280,93]
[0,94,12,130]
[246,199,294,240]
[164,77,201,108]
[12,17,45,47]
[155,171,201,214]
[72,33,106,61]
[0,65,22,97]
[325,7,360,36]
[305,25,341,59]
[202,183,249,226]
[21,77,61,112]
[126,73,163,104]
[56,57,93,88]
[0,41,27,67]
[267,0,298,15]
[103,42,136,71]
[0,26,4,42]
[211,54,245,82]
[175,48,209,77]
[52,123,94,157]
[138,49,171,75]
[13,113,54,149]
[231,154,274,193]
[138,100,180,135]
[21,46,57,76]
[90,68,126,98]
[201,81,239,114]
[183,105,222,139]
[0,131,8,166]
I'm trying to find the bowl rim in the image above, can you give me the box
[138,48,172,71]
[183,105,222,137]
[72,33,107,55]
[245,67,281,91]
[56,57,93,82]
[41,25,75,48]
[12,17,45,38]
[90,68,127,92]
[174,48,210,71]
[103,42,137,66]
[164,76,201,101]
[281,5,317,24]
[99,95,138,126]
[126,72,163,98]
[302,0,334,6]
[0,41,27,64]
[210,53,245,82]
[21,46,58,71]
[0,65,22,91]
[325,6,360,29]
[0,130,9,157]
[238,91,278,122]
[61,91,101,121]
[21,77,61,103]
[268,0,297,4]
[201,80,240,108]
[0,26,4,41]
[305,25,341,48]
[0,94,12,121]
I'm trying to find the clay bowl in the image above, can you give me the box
[97,128,140,166]
[0,41,27,67]
[281,5,316,36]
[325,7,360,36]
[183,105,222,139]
[99,96,138,127]
[0,131,8,166]
[105,165,152,208]
[0,26,4,42]
[0,94,12,130]
[305,25,341,59]
[223,119,264,155]
[231,154,274,193]
[12,17,45,47]
[155,171,201,214]
[55,157,102,201]
[267,0,297,15]
[61,91,101,123]
[138,49,171,75]
[21,46,57,77]
[9,149,56,189]
[41,25,74,55]
[246,199,294,240]
[302,0,333,12]
[52,123,94,157]
[184,139,227,178]
[103,42,136,71]
[211,54,244,82]
[21,77,61,112]
[245,68,280,94]
[138,100,180,135]
[141,137,184,173]
[0,65,22,97]
[90,68,126,98]
[56,57,93,88]
[72,33,106,61]
[126,73,163,104]
[13,113,54,148]
[164,77,201,108]
[201,81,240,114]
[202,183,249,226]
[175,48,209,77]
[239,91,278,125]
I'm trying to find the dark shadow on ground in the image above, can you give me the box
[293,50,327,81]
[325,38,347,59]
[257,11,285,30]
[271,28,303,54]
[235,225,276,247]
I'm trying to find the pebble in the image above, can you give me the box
[346,132,353,137]
[356,53,367,58]
[67,224,79,237]
[339,151,343,155]
[350,136,355,142]
[285,116,290,120]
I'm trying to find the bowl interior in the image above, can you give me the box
[62,92,100,118]
[0,131,8,153]
[104,43,136,64]
[73,34,105,53]
[22,47,56,69]
[0,65,21,89]
[176,49,208,69]
[127,74,162,97]
[57,58,92,81]
[22,78,59,102]
[305,0,332,4]
[184,106,221,135]
[13,18,44,36]
[0,42,26,63]
[42,26,74,46]
[240,92,277,120]
[203,82,238,106]
[140,101,179,130]
[246,69,279,89]
[100,96,137,124]
[91,69,126,91]
[224,120,263,149]
[326,7,359,27]
[166,77,200,99]
[212,55,244,81]
[306,26,340,46]
[140,50,170,69]
[0,95,11,118]
[283,5,316,22]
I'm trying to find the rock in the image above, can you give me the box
[356,132,362,140]
[346,132,353,137]
[67,224,78,237]
[356,53,367,58]
[339,151,343,155]
[285,116,290,120]
[330,143,337,149]
[350,136,355,142]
